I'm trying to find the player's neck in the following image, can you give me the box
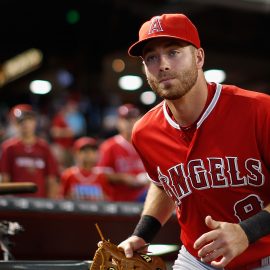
[81,161,94,170]
[20,134,37,145]
[119,132,131,143]
[166,77,208,127]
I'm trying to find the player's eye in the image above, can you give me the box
[144,54,159,65]
[168,49,179,57]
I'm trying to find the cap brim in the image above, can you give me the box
[15,111,36,121]
[128,35,197,57]
[80,144,98,150]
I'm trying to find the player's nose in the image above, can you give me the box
[159,55,170,71]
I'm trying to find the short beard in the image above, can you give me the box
[146,58,198,100]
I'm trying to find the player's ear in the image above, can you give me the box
[142,60,147,74]
[195,47,204,69]
[141,57,146,68]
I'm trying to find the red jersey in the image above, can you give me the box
[0,137,59,198]
[96,134,147,202]
[60,166,107,201]
[132,83,270,269]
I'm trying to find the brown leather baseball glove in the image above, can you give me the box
[89,224,167,270]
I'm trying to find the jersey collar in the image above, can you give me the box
[163,83,222,130]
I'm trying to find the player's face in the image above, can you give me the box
[117,117,138,139]
[16,117,37,137]
[142,38,199,100]
[77,147,98,167]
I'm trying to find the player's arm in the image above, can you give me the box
[104,172,147,187]
[118,182,175,257]
[239,204,270,244]
[105,172,133,184]
[140,182,175,222]
[0,173,10,183]
[0,146,11,183]
[46,175,60,199]
[194,204,270,268]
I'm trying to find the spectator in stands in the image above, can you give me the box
[0,104,60,198]
[95,103,149,202]
[50,98,87,171]
[60,136,107,201]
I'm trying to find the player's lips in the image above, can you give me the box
[159,77,175,83]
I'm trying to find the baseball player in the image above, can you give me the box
[50,98,86,170]
[118,13,270,270]
[95,104,149,202]
[60,136,107,201]
[0,104,60,198]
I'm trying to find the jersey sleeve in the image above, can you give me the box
[255,94,270,168]
[43,142,60,176]
[0,142,12,174]
[95,141,115,173]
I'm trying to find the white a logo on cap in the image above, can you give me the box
[148,16,163,35]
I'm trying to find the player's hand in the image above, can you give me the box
[118,235,147,258]
[193,216,249,268]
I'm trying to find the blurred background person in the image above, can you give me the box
[50,97,87,171]
[95,103,149,202]
[60,136,107,201]
[0,104,60,199]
